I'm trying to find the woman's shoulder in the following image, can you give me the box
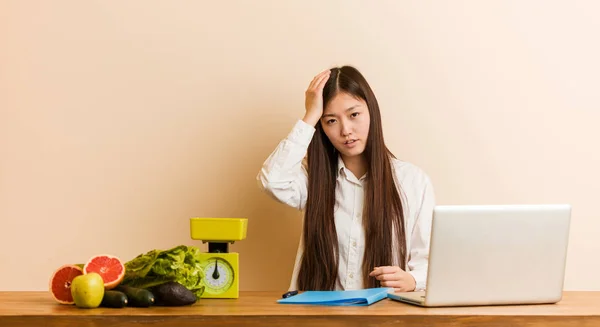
[389,157,433,191]
[389,157,435,221]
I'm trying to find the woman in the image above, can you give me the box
[257,66,435,292]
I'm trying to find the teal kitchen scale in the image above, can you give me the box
[189,217,248,299]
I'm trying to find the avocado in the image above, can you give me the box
[151,282,197,306]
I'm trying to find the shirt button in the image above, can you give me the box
[349,274,354,279]
[352,241,357,247]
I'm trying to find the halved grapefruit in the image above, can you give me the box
[49,264,84,304]
[83,255,125,290]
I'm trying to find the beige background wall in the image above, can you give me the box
[1,1,599,291]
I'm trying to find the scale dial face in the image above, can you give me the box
[201,257,235,294]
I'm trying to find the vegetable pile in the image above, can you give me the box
[120,245,205,299]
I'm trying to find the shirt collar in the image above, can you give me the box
[337,155,366,184]
[337,155,346,175]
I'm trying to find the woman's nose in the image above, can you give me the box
[340,122,352,136]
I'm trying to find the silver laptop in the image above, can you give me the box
[389,204,571,307]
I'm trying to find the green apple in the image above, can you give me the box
[71,272,105,308]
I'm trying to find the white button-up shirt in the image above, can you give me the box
[257,120,435,291]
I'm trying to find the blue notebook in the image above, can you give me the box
[277,287,390,306]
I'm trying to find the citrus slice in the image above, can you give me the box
[83,255,125,290]
[49,264,84,304]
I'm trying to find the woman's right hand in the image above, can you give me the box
[303,69,331,126]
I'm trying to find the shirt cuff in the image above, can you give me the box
[287,119,316,147]
[409,270,427,292]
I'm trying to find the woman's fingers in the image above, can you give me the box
[380,280,402,288]
[304,69,331,117]
[307,69,331,91]
[376,274,394,281]
[381,281,414,292]
[369,266,401,276]
[315,71,330,92]
[375,272,407,281]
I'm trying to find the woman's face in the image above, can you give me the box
[321,92,370,158]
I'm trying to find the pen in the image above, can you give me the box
[282,290,298,298]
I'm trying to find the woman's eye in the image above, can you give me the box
[327,119,336,124]
[351,112,360,118]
